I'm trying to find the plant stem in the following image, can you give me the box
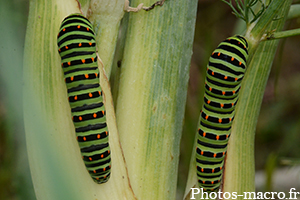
[268,28,300,40]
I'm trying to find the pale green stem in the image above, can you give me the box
[268,28,300,40]
[23,0,136,199]
[287,4,300,20]
[114,0,198,199]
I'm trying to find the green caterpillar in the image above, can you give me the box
[57,13,111,184]
[196,35,248,191]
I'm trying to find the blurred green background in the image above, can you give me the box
[1,0,300,199]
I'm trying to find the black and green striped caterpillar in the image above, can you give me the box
[57,13,111,184]
[196,35,248,191]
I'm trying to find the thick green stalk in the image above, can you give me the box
[115,0,198,199]
[23,0,135,199]
[223,0,292,198]
[87,0,125,78]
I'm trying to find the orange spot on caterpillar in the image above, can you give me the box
[224,76,228,79]
[74,96,77,100]
[232,90,236,94]
[79,116,82,121]
[235,77,238,81]
[212,52,214,56]
[77,25,81,29]
[108,150,110,154]
[239,61,242,65]
[201,151,204,155]
[217,52,221,56]
[201,168,204,172]
[89,42,92,46]
[223,152,225,155]
[209,87,212,91]
[105,131,108,136]
[220,166,223,170]
[99,91,101,95]
[91,57,94,62]
[93,170,96,173]
[226,135,229,138]
[220,103,224,108]
[93,113,97,118]
[207,100,211,104]
[87,27,89,31]
[58,48,61,52]
[231,57,234,61]
[214,153,216,158]
[65,46,68,49]
[102,110,104,115]
[97,134,100,139]
[211,181,214,184]
[205,115,208,120]
[61,63,64,67]
[104,175,106,179]
[101,154,104,158]
[216,135,219,140]
[78,43,82,47]
[203,132,206,137]
[89,157,92,161]
[212,169,215,173]
[229,118,232,122]
[85,74,89,79]
[67,61,71,66]
[83,136,86,141]
[89,93,93,98]
[212,71,214,75]
[222,91,225,95]
[202,181,205,184]
[103,167,106,171]
[218,119,222,123]
[63,28,66,32]
[96,177,99,180]
[232,103,234,106]
[81,59,86,63]
[72,116,74,121]
[70,76,74,81]
[95,73,98,77]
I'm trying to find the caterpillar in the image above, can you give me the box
[196,35,248,191]
[57,13,111,184]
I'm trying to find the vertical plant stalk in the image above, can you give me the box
[87,0,126,78]
[223,0,292,198]
[23,0,136,199]
[115,0,198,199]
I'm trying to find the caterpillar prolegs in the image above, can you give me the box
[57,14,111,184]
[196,35,248,191]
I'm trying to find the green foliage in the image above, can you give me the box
[221,0,266,24]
